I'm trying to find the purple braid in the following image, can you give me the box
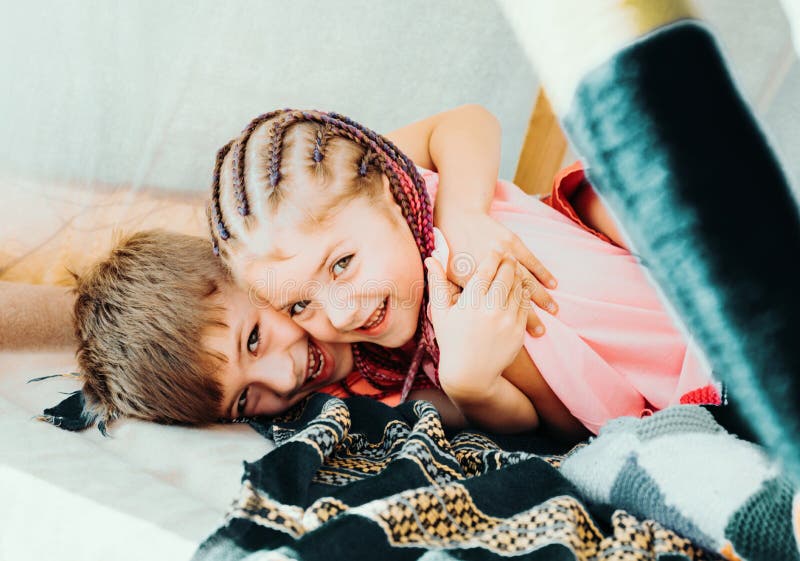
[314,124,332,164]
[230,109,284,215]
[210,141,235,255]
[303,111,436,257]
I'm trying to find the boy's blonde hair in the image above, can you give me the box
[73,230,228,426]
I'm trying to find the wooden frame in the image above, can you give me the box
[513,89,568,196]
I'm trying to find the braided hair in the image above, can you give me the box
[209,109,439,400]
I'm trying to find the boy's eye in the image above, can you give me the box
[237,387,249,417]
[247,325,260,354]
[332,255,353,276]
[289,301,309,317]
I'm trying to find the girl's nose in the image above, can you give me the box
[326,300,360,332]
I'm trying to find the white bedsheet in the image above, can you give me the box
[0,350,274,561]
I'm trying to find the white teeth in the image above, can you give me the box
[312,356,324,379]
[306,343,325,381]
[360,299,387,330]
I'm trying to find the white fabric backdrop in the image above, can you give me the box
[1,1,797,284]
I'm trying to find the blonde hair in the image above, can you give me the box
[73,230,228,426]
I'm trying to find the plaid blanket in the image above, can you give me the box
[194,396,729,560]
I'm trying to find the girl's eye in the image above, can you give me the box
[332,255,353,276]
[289,301,309,317]
[247,325,260,354]
[237,387,249,417]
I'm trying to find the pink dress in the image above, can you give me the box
[421,164,720,434]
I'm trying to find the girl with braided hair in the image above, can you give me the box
[210,105,720,437]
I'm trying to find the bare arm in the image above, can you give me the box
[386,103,501,217]
[502,349,590,441]
[409,375,539,434]
[407,388,468,430]
[386,104,558,336]
[0,281,76,350]
[442,375,540,433]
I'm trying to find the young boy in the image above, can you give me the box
[70,229,356,425]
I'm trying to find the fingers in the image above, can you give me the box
[460,253,551,338]
[510,270,547,338]
[425,257,459,312]
[517,286,532,331]
[508,270,535,343]
[525,308,546,337]
[464,250,504,296]
[516,262,558,315]
[489,255,518,305]
[512,235,557,289]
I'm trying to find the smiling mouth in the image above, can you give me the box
[357,297,388,332]
[305,340,325,382]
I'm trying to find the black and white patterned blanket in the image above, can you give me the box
[195,395,794,560]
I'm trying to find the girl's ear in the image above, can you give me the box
[379,174,394,201]
[376,174,405,223]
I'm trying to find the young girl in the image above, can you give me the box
[18,106,564,430]
[209,107,720,437]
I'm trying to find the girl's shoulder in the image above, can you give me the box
[416,161,618,247]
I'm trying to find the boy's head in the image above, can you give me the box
[73,230,228,425]
[73,229,354,426]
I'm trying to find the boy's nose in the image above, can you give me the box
[253,354,301,396]
[259,363,298,396]
[267,308,309,346]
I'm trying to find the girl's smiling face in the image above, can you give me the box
[236,176,425,348]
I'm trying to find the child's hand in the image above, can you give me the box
[426,251,532,400]
[435,212,557,337]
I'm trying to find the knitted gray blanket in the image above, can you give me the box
[561,406,799,561]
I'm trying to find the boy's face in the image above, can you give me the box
[204,279,353,419]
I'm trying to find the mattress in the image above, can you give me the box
[0,350,274,561]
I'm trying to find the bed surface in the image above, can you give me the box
[0,350,274,561]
